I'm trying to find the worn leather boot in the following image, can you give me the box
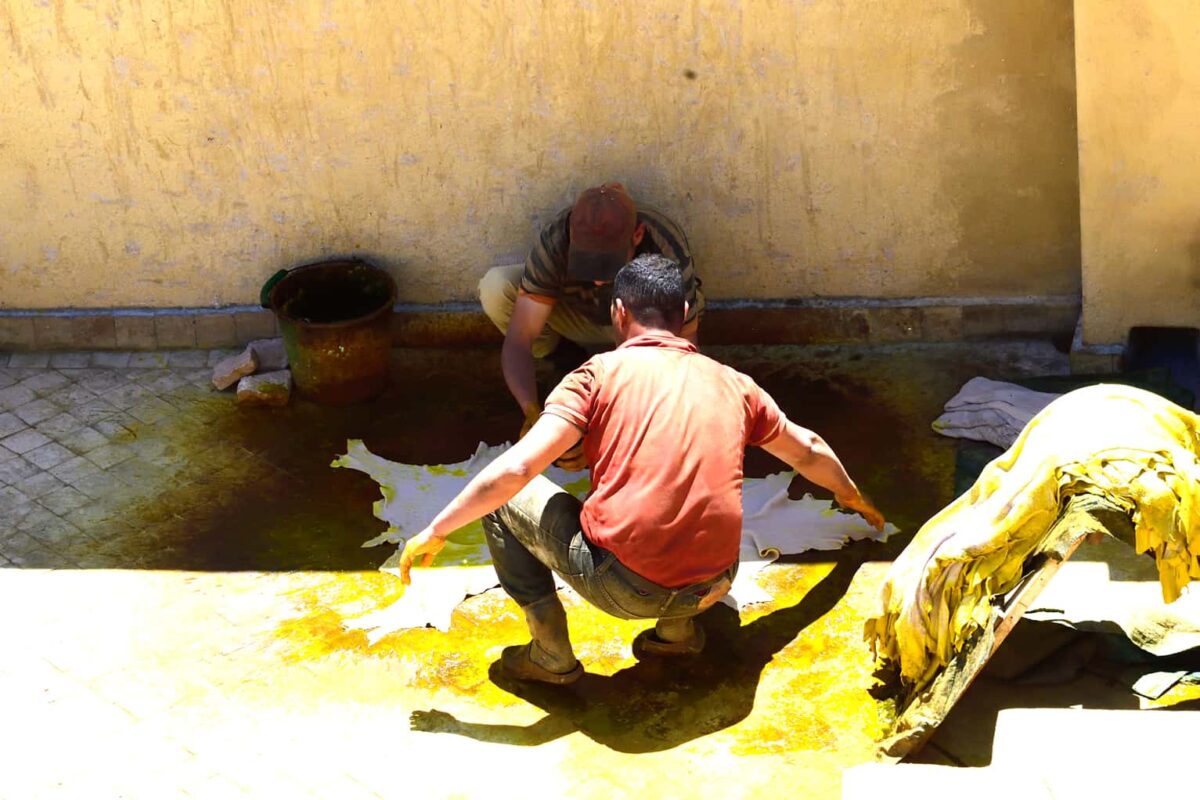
[500,594,583,685]
[632,615,706,658]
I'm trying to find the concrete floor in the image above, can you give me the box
[1,342,1196,798]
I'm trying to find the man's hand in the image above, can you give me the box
[519,403,541,439]
[410,709,458,733]
[397,527,446,585]
[554,441,587,472]
[835,489,886,532]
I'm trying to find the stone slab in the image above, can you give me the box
[211,349,257,391]
[248,338,288,371]
[236,370,291,407]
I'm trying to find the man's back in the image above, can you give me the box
[544,333,784,587]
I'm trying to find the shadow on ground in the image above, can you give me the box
[917,619,1200,765]
[411,558,861,753]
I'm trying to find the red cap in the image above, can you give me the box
[567,183,637,282]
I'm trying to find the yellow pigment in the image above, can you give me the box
[268,559,892,795]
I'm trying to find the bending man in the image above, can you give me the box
[479,183,704,456]
[403,254,883,685]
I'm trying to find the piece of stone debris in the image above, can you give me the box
[236,369,292,407]
[212,348,258,391]
[249,338,289,371]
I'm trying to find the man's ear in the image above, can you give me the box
[611,298,626,326]
[631,222,646,248]
[682,300,690,322]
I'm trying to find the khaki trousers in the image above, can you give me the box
[478,264,614,358]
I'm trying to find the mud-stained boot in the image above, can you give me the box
[632,615,706,658]
[500,594,583,685]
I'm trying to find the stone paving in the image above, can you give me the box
[2,343,1196,798]
[0,350,229,571]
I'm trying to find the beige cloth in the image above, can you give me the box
[932,377,1061,449]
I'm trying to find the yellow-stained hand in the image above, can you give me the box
[554,440,587,472]
[835,489,886,533]
[410,709,458,733]
[519,403,541,440]
[397,527,446,585]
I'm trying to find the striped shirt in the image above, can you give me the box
[520,205,705,327]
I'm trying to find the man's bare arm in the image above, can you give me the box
[397,414,581,582]
[502,294,555,418]
[760,420,885,530]
[428,414,578,538]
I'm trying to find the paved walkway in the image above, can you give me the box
[1,350,225,570]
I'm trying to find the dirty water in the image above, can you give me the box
[17,341,1195,790]
[91,342,1062,572]
[273,261,395,324]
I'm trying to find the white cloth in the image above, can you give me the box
[732,471,900,606]
[332,440,896,637]
[332,440,589,551]
[932,376,1060,449]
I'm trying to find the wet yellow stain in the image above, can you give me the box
[1147,680,1200,709]
[269,558,892,769]
[273,607,374,663]
[728,563,891,755]
[434,520,493,566]
[426,465,467,477]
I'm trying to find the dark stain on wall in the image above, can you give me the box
[936,0,1082,296]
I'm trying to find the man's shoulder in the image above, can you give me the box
[535,207,572,257]
[542,205,572,232]
[636,204,681,228]
[681,350,758,388]
[637,206,687,240]
[605,340,707,370]
[525,207,572,290]
[636,206,693,267]
[604,347,764,409]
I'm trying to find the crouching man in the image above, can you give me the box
[399,254,884,684]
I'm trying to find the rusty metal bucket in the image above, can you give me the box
[263,260,396,405]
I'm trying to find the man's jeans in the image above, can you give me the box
[482,475,736,619]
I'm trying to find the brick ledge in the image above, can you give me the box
[0,297,1081,351]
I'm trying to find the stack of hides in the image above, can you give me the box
[866,385,1200,691]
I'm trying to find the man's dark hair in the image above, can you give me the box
[613,254,686,331]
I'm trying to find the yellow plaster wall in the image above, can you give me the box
[1076,1,1200,345]
[1,1,1079,310]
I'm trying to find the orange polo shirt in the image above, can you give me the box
[543,332,786,588]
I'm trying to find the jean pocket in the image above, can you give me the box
[589,575,637,620]
[565,534,600,578]
[596,571,662,620]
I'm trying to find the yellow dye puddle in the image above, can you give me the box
[268,559,895,793]
[1145,681,1200,709]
